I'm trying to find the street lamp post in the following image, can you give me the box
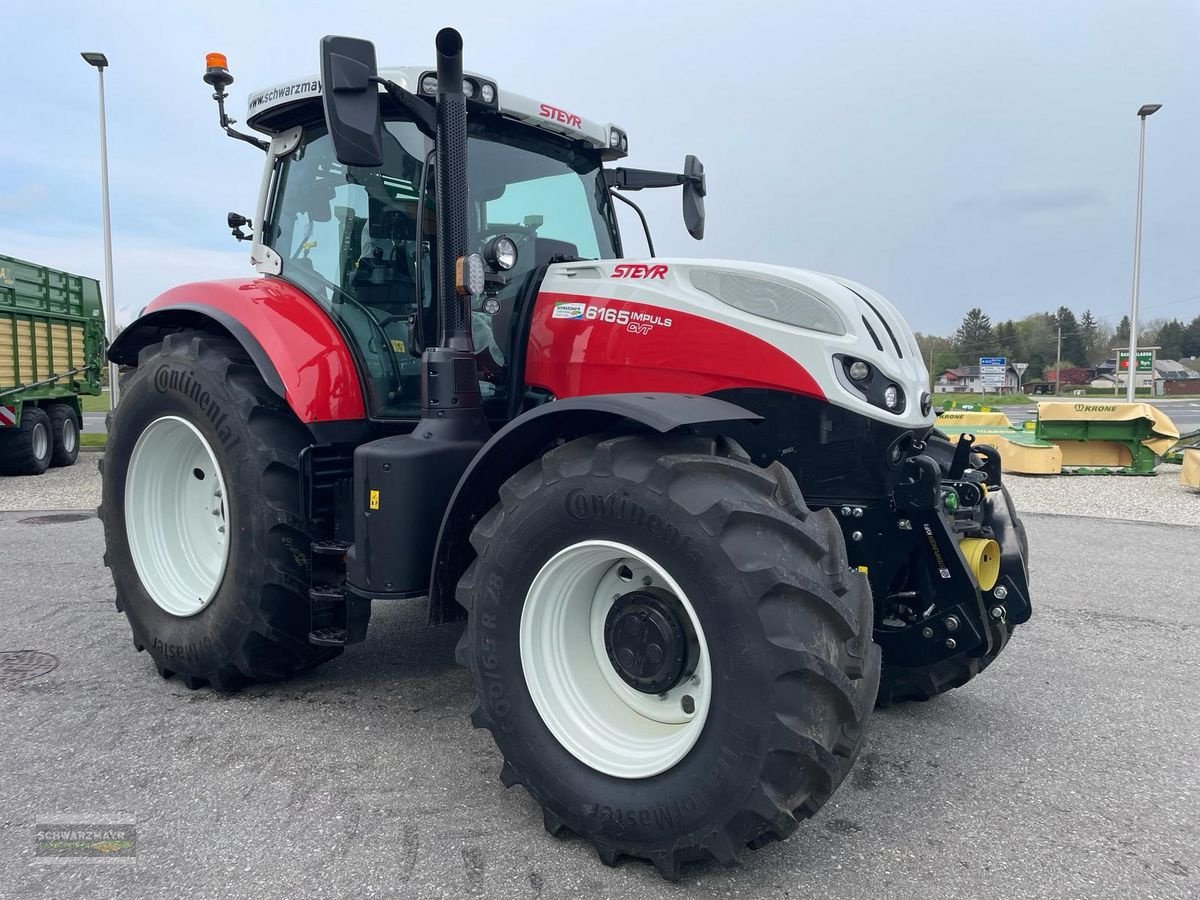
[81,51,120,409]
[1126,102,1162,403]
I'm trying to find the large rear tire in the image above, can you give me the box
[0,406,52,475]
[456,433,880,878]
[100,331,340,690]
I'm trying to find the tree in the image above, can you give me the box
[1183,315,1200,359]
[994,320,1020,361]
[1115,315,1131,345]
[1055,307,1086,369]
[1051,366,1090,386]
[954,308,995,362]
[913,332,960,382]
[1079,309,1101,362]
[1155,319,1185,361]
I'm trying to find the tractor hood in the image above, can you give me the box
[532,258,935,430]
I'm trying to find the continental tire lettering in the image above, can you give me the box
[563,489,702,564]
[585,746,738,830]
[153,365,243,452]
[151,636,216,662]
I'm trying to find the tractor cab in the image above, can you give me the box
[241,66,627,423]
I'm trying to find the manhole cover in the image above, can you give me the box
[19,513,93,525]
[0,650,59,685]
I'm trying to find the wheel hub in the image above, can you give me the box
[604,589,691,694]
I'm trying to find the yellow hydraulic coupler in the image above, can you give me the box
[959,538,1001,591]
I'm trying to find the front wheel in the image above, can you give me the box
[456,433,880,878]
[100,331,340,690]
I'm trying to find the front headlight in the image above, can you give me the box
[689,268,845,335]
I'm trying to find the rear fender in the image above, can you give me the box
[107,278,366,424]
[426,392,760,623]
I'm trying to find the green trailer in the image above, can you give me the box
[0,253,105,475]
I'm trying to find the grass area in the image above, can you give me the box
[80,390,111,413]
[80,433,107,448]
[936,393,1034,407]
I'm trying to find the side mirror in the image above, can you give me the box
[319,35,384,167]
[682,154,706,240]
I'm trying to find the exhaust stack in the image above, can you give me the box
[433,27,472,353]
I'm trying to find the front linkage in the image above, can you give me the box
[833,433,1031,703]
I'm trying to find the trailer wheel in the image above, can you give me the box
[0,406,53,475]
[456,433,880,878]
[100,331,340,690]
[47,403,80,468]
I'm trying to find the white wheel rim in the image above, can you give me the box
[124,415,231,617]
[520,540,712,779]
[32,422,49,460]
[62,416,77,454]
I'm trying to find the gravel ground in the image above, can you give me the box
[1005,464,1200,527]
[0,453,103,512]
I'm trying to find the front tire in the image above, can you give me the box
[100,331,340,690]
[456,433,880,878]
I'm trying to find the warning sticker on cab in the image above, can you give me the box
[552,302,586,319]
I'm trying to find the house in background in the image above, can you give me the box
[1092,358,1199,394]
[934,365,1021,393]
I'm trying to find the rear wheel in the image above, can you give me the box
[47,403,80,468]
[456,433,880,878]
[100,331,340,690]
[0,406,52,475]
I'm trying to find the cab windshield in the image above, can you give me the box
[270,115,619,419]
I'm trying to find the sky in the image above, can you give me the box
[1,0,1196,336]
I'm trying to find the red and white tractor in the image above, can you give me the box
[101,29,1031,878]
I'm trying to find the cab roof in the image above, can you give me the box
[245,66,628,160]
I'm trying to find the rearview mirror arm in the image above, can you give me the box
[604,167,690,191]
[371,77,438,140]
[609,190,656,258]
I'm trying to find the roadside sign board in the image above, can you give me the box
[1116,349,1154,373]
[979,356,1008,390]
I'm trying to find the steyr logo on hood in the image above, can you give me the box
[611,264,668,279]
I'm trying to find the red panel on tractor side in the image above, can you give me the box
[145,278,365,422]
[524,292,826,400]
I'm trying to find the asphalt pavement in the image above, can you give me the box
[0,510,1196,899]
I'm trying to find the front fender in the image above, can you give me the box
[108,277,366,423]
[426,392,760,623]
